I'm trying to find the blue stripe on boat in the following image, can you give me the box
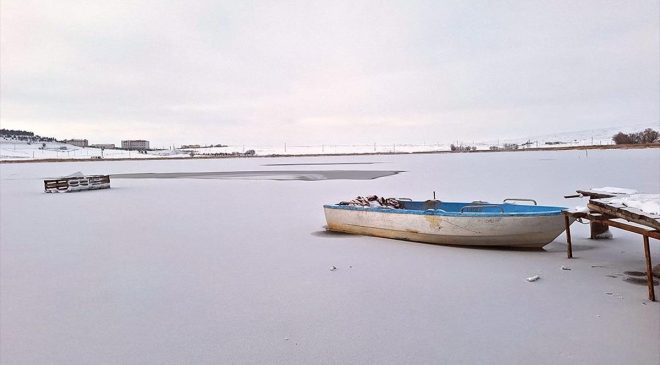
[324,201,567,217]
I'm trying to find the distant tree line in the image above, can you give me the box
[450,144,477,152]
[192,150,256,157]
[488,143,520,151]
[0,128,57,142]
[181,144,229,149]
[1,128,34,137]
[612,128,659,145]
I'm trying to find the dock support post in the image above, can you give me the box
[590,221,611,239]
[643,235,655,301]
[564,214,573,259]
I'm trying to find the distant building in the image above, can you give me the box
[121,140,150,150]
[63,139,88,147]
[90,143,115,149]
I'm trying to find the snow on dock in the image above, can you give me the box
[604,194,660,216]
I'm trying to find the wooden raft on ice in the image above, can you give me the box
[44,174,111,193]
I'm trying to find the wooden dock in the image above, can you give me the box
[564,190,659,301]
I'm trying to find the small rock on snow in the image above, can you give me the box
[330,266,337,271]
[526,275,540,282]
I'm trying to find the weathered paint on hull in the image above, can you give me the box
[324,208,572,248]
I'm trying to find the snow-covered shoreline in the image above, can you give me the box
[3,124,659,162]
[2,139,659,163]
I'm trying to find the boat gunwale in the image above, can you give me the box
[323,202,568,218]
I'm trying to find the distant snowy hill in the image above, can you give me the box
[492,123,659,147]
[0,139,190,161]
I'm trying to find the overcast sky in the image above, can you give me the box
[1,1,658,147]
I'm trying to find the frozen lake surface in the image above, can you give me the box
[1,149,659,364]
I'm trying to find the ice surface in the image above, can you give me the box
[1,149,659,364]
[111,170,402,181]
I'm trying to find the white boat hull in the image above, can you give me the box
[324,207,572,248]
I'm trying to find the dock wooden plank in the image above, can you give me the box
[587,200,660,230]
[576,190,618,199]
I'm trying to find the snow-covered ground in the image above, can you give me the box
[180,124,659,156]
[483,123,659,148]
[2,124,657,161]
[0,139,190,161]
[183,142,452,156]
[1,149,659,364]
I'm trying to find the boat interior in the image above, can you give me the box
[396,200,567,215]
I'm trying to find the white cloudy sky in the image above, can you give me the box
[1,1,658,146]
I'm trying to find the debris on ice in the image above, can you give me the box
[561,266,571,271]
[526,275,540,282]
[330,266,337,271]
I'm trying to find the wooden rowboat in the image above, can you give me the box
[324,199,573,248]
